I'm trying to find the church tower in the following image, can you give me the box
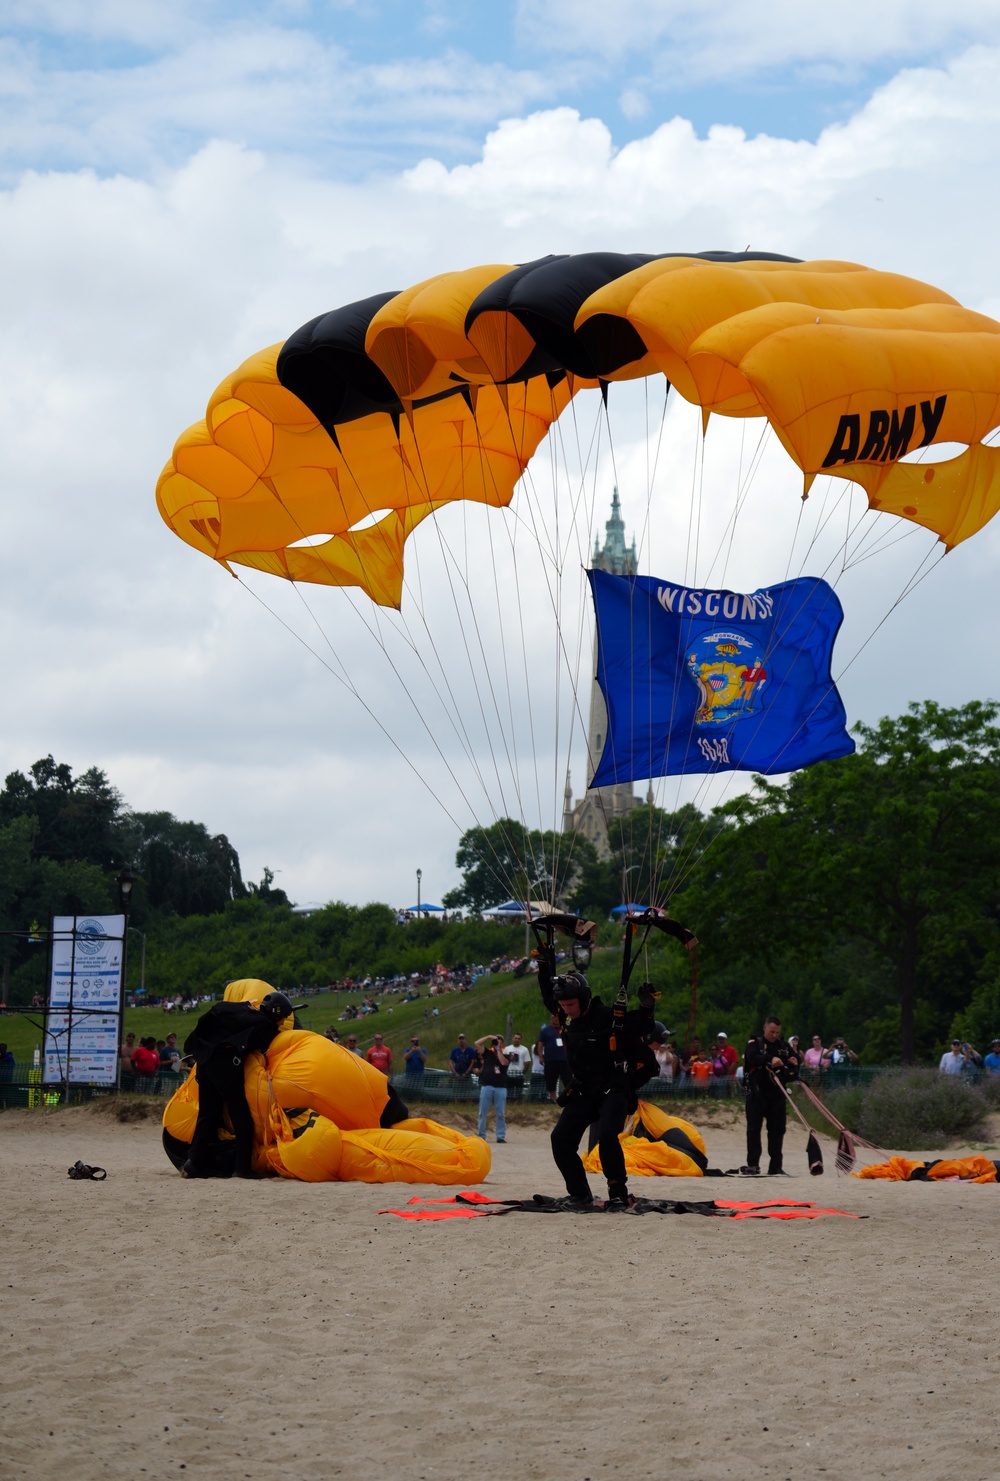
[562,489,651,860]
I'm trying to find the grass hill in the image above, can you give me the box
[0,946,641,1068]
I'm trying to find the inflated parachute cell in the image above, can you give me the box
[157,252,1000,606]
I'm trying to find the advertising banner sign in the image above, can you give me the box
[43,915,125,1085]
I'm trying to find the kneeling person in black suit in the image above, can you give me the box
[182,992,291,1179]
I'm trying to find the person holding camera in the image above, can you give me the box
[539,959,661,1211]
[743,1015,799,1176]
[474,1033,509,1142]
[403,1036,427,1079]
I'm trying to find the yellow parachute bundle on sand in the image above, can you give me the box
[853,1155,998,1183]
[265,1107,491,1185]
[162,980,490,1185]
[582,1100,708,1178]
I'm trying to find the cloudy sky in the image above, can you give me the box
[3,0,1000,908]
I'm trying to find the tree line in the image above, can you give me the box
[444,701,1000,1063]
[5,697,1000,1062]
[0,754,525,1003]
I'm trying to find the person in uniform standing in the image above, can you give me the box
[539,960,660,1211]
[743,1015,799,1176]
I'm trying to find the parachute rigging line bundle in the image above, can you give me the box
[378,1190,864,1220]
[768,1071,824,1175]
[794,1077,889,1173]
[156,250,1000,915]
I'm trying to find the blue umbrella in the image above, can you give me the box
[404,903,444,912]
[610,903,648,916]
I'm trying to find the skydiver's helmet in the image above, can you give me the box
[259,991,293,1025]
[552,971,591,1010]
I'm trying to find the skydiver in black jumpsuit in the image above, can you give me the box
[182,992,291,1178]
[743,1015,799,1175]
[539,959,660,1210]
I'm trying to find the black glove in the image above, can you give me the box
[637,986,658,1010]
[556,1083,577,1107]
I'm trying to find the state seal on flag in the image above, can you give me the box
[686,630,767,726]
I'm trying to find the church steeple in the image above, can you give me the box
[592,486,637,577]
[563,489,645,858]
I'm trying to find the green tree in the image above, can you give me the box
[442,819,600,912]
[0,756,126,869]
[684,700,1000,1063]
[125,811,246,915]
[608,802,722,908]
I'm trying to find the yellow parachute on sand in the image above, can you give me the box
[163,980,490,1185]
[158,252,1000,606]
[582,1100,708,1178]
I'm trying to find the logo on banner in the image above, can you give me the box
[75,919,104,956]
[686,630,768,727]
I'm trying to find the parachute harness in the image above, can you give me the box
[531,908,698,1075]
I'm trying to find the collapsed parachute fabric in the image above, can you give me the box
[157,254,1000,607]
[581,1101,710,1178]
[162,980,490,1185]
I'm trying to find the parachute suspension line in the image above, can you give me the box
[295,578,504,841]
[547,390,617,901]
[489,403,573,896]
[702,421,771,590]
[693,403,708,585]
[466,460,539,847]
[651,417,833,902]
[632,378,671,579]
[409,416,539,852]
[284,419,551,903]
[682,408,703,588]
[487,386,607,902]
[834,541,947,683]
[241,433,515,845]
[549,389,563,875]
[662,540,949,900]
[278,422,516,825]
[235,576,467,834]
[645,408,744,889]
[644,381,656,902]
[842,521,928,571]
[592,388,662,902]
[782,496,808,584]
[652,417,777,885]
[683,942,699,1053]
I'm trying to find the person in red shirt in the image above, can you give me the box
[365,1033,393,1076]
[130,1037,160,1077]
[713,1032,739,1077]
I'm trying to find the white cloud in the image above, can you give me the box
[0,27,557,177]
[3,44,1000,906]
[404,48,1000,296]
[516,0,1000,80]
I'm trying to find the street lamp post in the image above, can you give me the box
[128,928,147,995]
[116,870,135,1092]
[416,868,422,918]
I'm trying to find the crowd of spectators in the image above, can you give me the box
[939,1037,1000,1078]
[119,1030,185,1087]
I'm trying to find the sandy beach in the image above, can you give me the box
[1,1102,997,1481]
